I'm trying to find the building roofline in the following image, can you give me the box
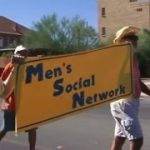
[0,31,22,35]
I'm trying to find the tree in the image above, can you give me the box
[138,29,150,59]
[22,14,100,55]
[137,29,150,77]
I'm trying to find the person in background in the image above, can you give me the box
[0,45,37,150]
[110,26,150,150]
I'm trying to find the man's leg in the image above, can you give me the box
[111,116,126,150]
[27,128,37,150]
[0,110,12,141]
[111,136,126,150]
[110,107,126,150]
[129,138,143,150]
[0,130,6,141]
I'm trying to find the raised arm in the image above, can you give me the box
[2,67,16,99]
[140,80,150,96]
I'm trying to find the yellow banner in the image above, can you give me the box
[15,44,133,132]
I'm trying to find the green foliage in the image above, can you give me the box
[22,14,100,55]
[99,36,114,48]
[137,29,150,77]
[138,29,150,61]
[6,40,18,49]
[0,50,13,57]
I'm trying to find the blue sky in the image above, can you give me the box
[0,0,98,29]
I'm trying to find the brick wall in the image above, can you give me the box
[99,0,150,42]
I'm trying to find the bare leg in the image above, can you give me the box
[27,128,37,150]
[0,130,6,141]
[129,138,143,150]
[111,136,126,150]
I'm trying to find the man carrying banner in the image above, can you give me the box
[110,26,150,150]
[0,45,37,150]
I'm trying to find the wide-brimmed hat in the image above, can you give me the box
[113,26,140,44]
[14,45,27,54]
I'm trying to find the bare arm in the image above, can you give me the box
[0,67,17,110]
[0,56,24,110]
[0,78,5,96]
[2,67,16,99]
[140,80,150,96]
[2,55,24,99]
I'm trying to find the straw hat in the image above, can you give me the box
[113,26,140,44]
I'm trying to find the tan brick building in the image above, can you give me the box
[99,0,150,41]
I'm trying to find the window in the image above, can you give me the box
[129,0,137,2]
[136,8,142,12]
[0,37,3,48]
[102,7,106,17]
[101,27,106,36]
[9,37,15,44]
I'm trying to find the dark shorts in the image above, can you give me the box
[3,110,15,132]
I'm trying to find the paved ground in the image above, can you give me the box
[0,80,150,150]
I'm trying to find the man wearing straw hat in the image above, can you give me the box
[110,26,150,150]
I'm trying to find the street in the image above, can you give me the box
[0,84,150,150]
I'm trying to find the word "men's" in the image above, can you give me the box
[25,63,72,83]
